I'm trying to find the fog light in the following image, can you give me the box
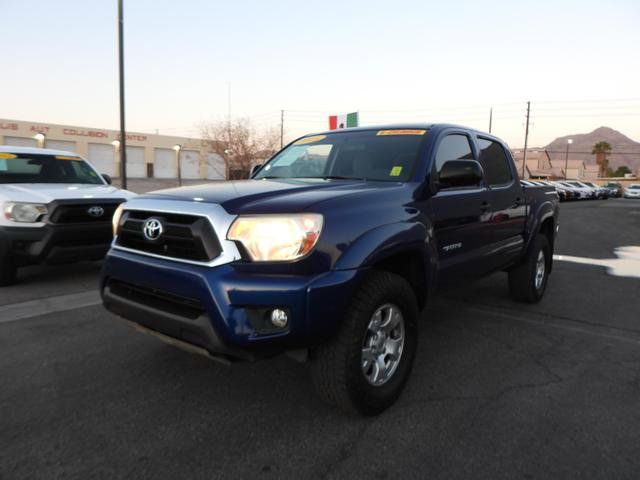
[270,308,288,328]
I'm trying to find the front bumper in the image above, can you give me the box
[101,249,364,361]
[0,223,114,266]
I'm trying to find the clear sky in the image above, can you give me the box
[2,0,639,147]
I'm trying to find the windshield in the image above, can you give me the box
[254,129,428,182]
[629,185,640,190]
[0,153,104,184]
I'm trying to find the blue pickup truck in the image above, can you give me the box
[101,124,559,415]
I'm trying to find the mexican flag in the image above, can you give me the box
[329,112,358,130]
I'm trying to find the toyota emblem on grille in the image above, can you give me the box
[87,206,104,217]
[142,218,164,241]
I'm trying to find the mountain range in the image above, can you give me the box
[542,127,640,172]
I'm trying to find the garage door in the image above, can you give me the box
[46,140,76,153]
[3,136,37,148]
[125,146,146,178]
[180,150,201,179]
[206,153,226,180]
[154,148,175,178]
[88,143,115,176]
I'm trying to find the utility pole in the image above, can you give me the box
[488,107,493,133]
[522,101,531,179]
[280,110,284,149]
[117,0,127,189]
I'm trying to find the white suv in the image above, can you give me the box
[0,146,135,285]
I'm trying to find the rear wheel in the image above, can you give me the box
[0,256,17,287]
[508,234,550,303]
[310,271,418,416]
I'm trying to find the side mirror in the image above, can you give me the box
[250,164,263,178]
[102,173,112,185]
[437,160,484,190]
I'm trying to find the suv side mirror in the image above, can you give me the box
[250,164,263,177]
[437,160,484,190]
[102,173,112,185]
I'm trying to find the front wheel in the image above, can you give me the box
[508,234,550,303]
[310,271,418,416]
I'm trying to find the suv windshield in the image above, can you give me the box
[254,129,428,182]
[0,153,104,184]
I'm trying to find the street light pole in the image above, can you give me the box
[564,139,573,180]
[173,144,182,186]
[117,0,128,190]
[522,101,531,179]
[280,110,284,149]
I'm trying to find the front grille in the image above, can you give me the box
[115,210,222,261]
[108,280,206,320]
[50,202,121,224]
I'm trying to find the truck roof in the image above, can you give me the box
[0,145,82,157]
[309,123,497,139]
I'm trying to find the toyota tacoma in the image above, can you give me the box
[0,146,134,285]
[101,124,559,415]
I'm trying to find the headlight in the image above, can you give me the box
[3,202,48,223]
[112,203,125,236]
[227,214,323,261]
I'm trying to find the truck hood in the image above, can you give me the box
[143,178,406,214]
[0,183,134,203]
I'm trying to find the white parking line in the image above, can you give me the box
[0,290,101,324]
[554,246,640,279]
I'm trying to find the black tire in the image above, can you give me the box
[508,234,550,303]
[0,256,17,287]
[310,271,418,416]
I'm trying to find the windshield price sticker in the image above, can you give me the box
[376,129,426,136]
[389,166,403,176]
[0,153,17,159]
[54,155,81,161]
[294,135,327,145]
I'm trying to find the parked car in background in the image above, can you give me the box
[535,180,571,201]
[581,181,609,199]
[553,181,584,199]
[570,181,598,199]
[624,184,640,199]
[522,180,562,199]
[0,146,135,286]
[605,182,623,197]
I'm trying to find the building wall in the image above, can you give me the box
[0,118,225,180]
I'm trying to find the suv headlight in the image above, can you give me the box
[227,214,323,261]
[3,202,48,223]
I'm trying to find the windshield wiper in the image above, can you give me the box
[321,175,366,181]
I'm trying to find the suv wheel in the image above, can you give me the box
[0,256,17,287]
[508,234,550,303]
[310,271,418,416]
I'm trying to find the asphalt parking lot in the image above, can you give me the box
[1,198,639,479]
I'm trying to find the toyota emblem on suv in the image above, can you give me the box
[87,206,104,217]
[142,218,164,241]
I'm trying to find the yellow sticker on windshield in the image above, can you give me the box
[55,155,81,161]
[294,135,327,145]
[390,166,403,176]
[0,153,17,159]
[376,129,426,136]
